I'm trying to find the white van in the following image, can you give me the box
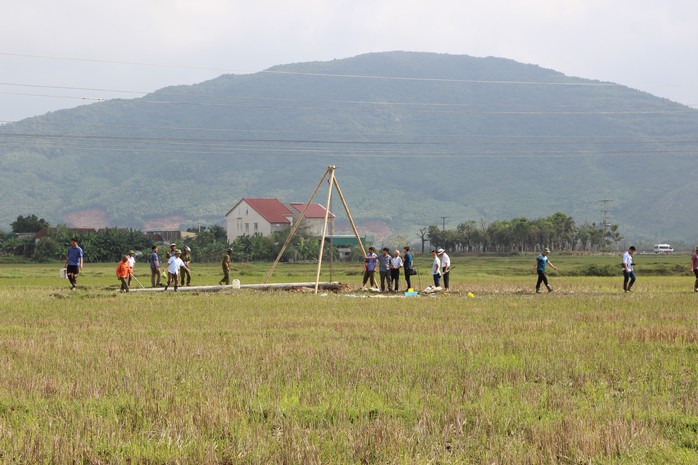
[653,243,674,254]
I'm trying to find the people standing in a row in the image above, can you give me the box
[389,249,403,292]
[65,238,83,291]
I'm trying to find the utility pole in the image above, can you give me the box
[440,216,448,231]
[599,199,612,231]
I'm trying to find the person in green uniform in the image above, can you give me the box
[219,248,232,285]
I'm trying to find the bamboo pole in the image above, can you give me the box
[314,166,336,293]
[264,166,330,283]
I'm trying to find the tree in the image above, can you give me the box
[11,214,49,234]
[417,228,429,253]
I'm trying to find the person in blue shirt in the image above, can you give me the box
[64,238,83,291]
[532,247,557,293]
[148,245,162,287]
[402,246,414,289]
[361,246,378,289]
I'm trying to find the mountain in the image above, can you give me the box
[1,51,697,243]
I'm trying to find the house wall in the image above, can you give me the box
[298,217,334,237]
[226,201,273,243]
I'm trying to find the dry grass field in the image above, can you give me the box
[0,255,696,464]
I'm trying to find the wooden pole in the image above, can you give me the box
[314,166,336,293]
[332,176,367,258]
[264,166,330,283]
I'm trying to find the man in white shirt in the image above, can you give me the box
[622,246,636,292]
[126,250,136,286]
[164,250,188,292]
[438,248,451,293]
[389,249,403,292]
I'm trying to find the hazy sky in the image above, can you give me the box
[2,0,698,122]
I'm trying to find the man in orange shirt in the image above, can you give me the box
[116,255,131,293]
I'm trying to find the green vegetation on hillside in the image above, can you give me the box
[1,51,697,241]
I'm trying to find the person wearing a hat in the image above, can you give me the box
[437,248,451,293]
[165,243,177,260]
[126,250,136,286]
[116,255,131,293]
[219,248,233,285]
[164,249,188,291]
[690,246,698,292]
[179,246,192,286]
[532,247,557,293]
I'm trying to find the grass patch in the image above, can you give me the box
[0,256,696,463]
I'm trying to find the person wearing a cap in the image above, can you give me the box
[437,248,451,293]
[532,247,557,293]
[165,243,177,260]
[116,255,131,293]
[164,249,188,291]
[126,250,136,286]
[219,248,233,285]
[361,246,378,290]
[691,247,698,292]
[622,246,636,292]
[179,246,192,286]
[149,244,162,287]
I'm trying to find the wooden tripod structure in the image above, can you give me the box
[264,165,367,293]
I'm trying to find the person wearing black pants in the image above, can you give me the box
[402,246,414,289]
[533,248,557,293]
[389,249,403,292]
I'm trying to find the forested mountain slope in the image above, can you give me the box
[1,51,696,241]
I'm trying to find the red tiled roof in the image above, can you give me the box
[289,203,335,219]
[244,198,293,224]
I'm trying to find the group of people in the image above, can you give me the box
[65,238,698,294]
[362,246,415,292]
[362,246,452,294]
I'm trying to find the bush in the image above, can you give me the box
[575,264,618,276]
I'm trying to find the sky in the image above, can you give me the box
[2,0,698,123]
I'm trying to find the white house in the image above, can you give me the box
[225,198,334,243]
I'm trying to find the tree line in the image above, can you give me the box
[423,212,623,253]
[1,211,622,263]
[0,215,331,263]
